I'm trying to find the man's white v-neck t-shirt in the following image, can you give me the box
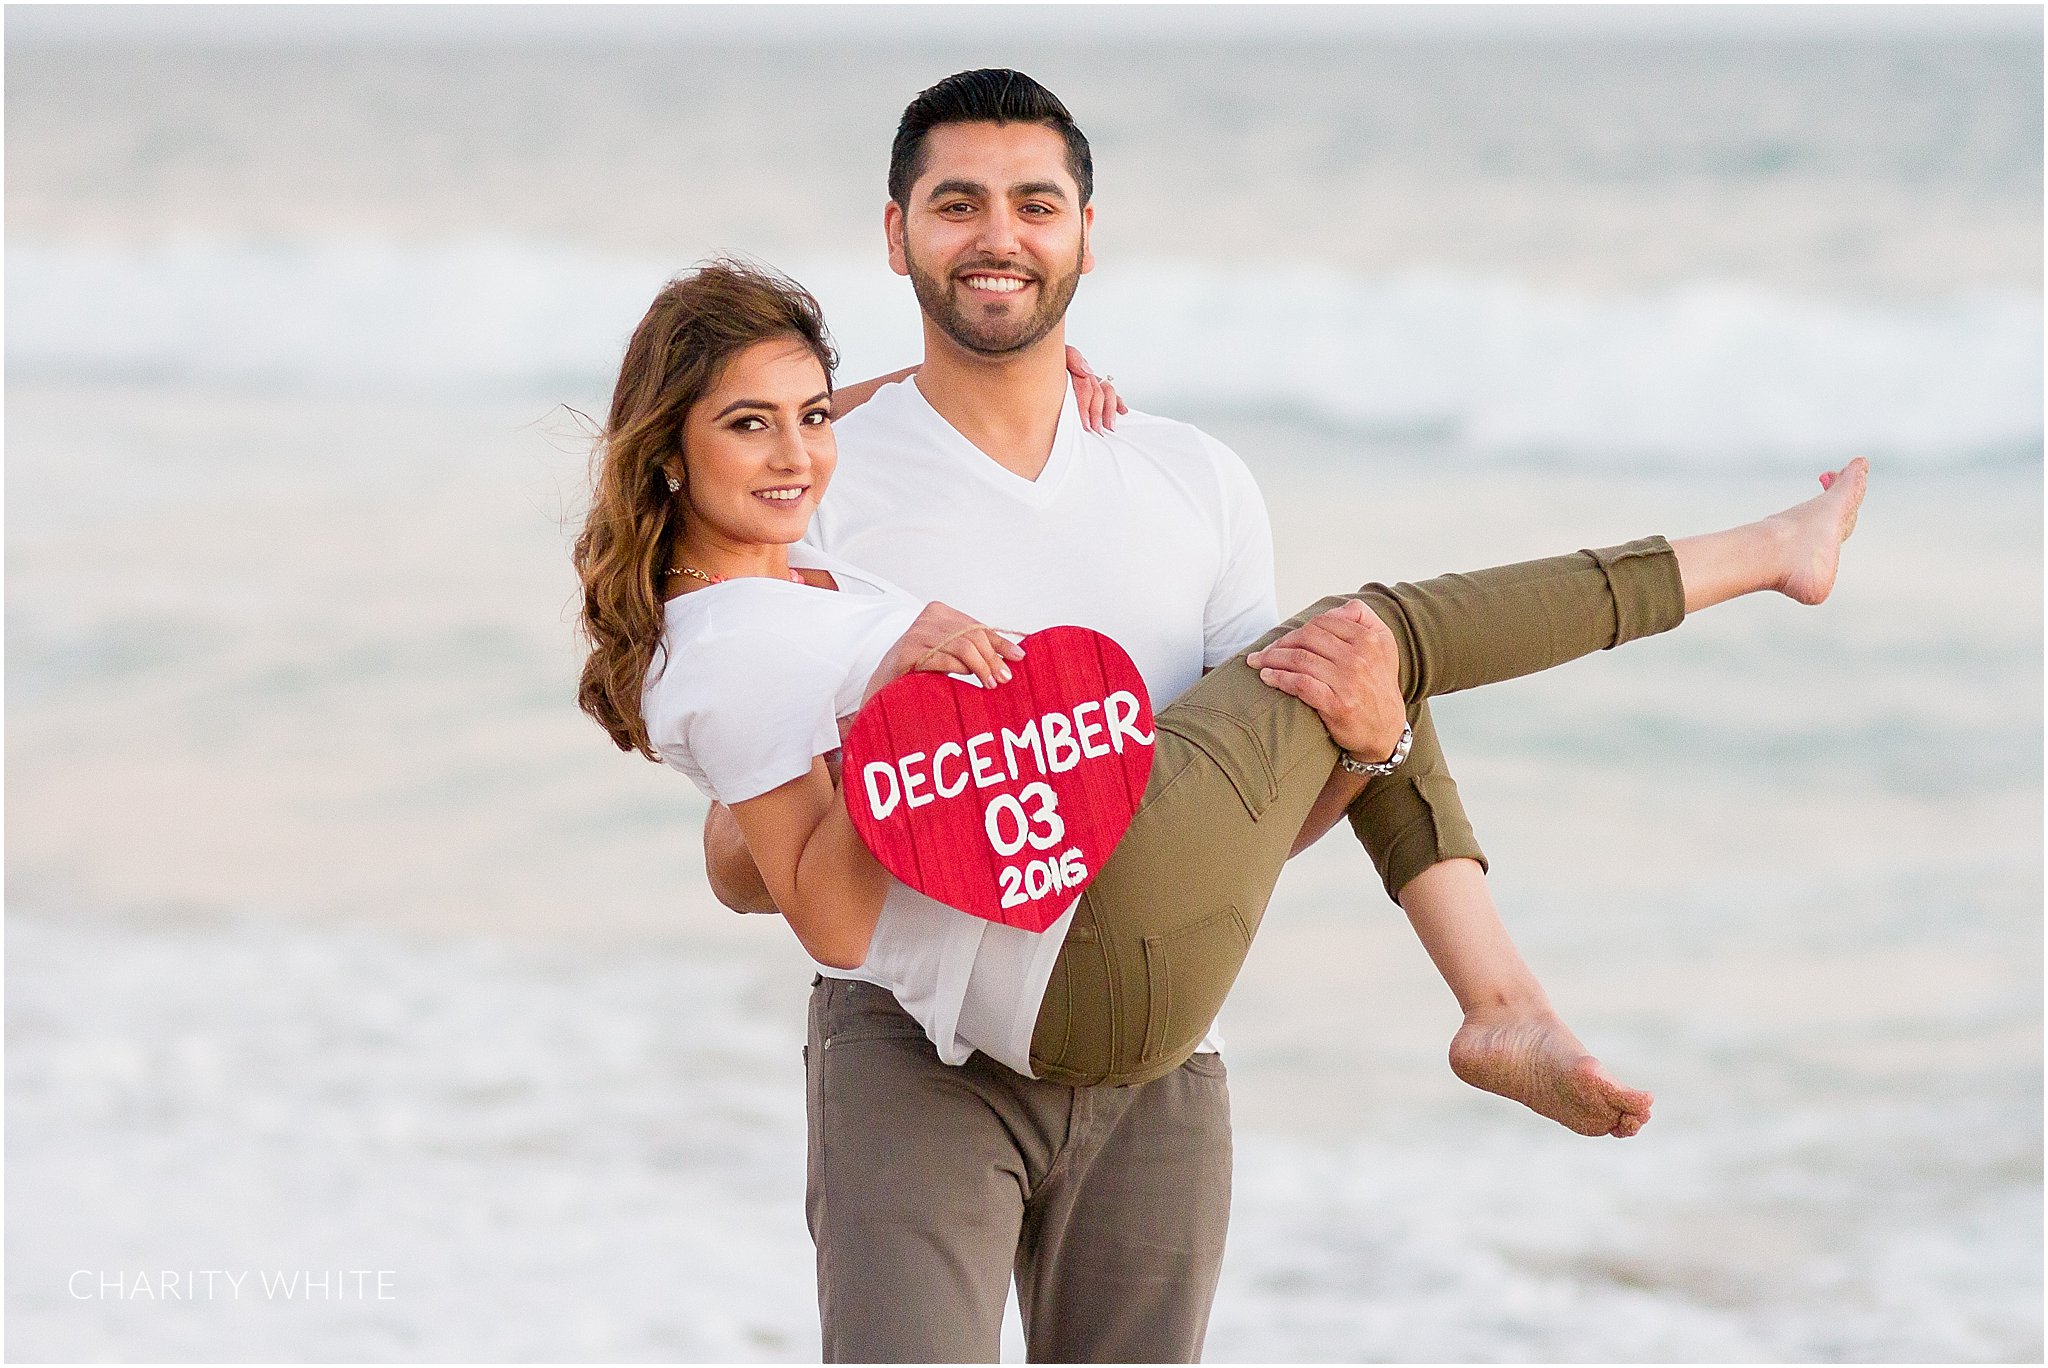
[804,376,1279,1065]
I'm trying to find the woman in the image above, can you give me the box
[576,261,1866,1133]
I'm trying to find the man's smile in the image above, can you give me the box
[958,272,1035,296]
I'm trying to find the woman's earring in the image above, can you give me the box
[666,474,682,493]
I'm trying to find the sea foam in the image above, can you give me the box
[10,236,2039,468]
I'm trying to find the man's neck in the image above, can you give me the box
[912,327,1069,482]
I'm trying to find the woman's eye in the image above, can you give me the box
[732,415,767,432]
[803,409,830,426]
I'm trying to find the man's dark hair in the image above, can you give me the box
[887,69,1094,208]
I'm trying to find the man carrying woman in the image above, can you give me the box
[582,70,1867,1365]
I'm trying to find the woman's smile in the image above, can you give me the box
[671,335,838,563]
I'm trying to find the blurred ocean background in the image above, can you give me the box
[6,5,2040,1361]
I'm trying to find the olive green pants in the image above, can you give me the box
[1030,537,1687,1087]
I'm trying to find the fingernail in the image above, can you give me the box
[998,665,1012,682]
[1259,667,1276,681]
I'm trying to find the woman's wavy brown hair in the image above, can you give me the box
[574,260,837,758]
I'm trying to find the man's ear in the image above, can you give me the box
[884,201,910,278]
[1079,202,1096,276]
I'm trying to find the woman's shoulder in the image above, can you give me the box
[642,567,922,795]
[642,595,859,801]
[654,589,847,689]
[648,574,908,708]
[642,600,834,757]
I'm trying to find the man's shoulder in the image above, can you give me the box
[1110,404,1235,451]
[1104,407,1256,486]
[831,376,925,447]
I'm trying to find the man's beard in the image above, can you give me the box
[904,243,1084,357]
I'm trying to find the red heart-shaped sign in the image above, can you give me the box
[841,625,1155,933]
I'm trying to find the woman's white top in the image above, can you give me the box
[642,547,1073,1075]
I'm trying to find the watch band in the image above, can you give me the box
[1337,721,1413,778]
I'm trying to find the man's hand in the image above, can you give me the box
[1246,599,1406,761]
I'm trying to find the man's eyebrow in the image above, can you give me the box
[710,390,831,421]
[924,178,989,202]
[1009,180,1071,203]
[924,177,1072,205]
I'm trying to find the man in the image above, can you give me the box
[705,69,1523,1362]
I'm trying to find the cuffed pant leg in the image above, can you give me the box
[808,979,1049,1363]
[1031,539,1690,1085]
[1348,701,1488,902]
[1328,537,1687,897]
[1015,1054,1233,1364]
[1354,536,1686,700]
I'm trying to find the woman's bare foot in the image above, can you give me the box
[1448,1005,1653,1138]
[1671,456,1870,613]
[1767,455,1868,605]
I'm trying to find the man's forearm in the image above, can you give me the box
[704,801,783,915]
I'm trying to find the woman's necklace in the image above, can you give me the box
[665,563,806,587]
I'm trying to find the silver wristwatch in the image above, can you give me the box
[1337,722,1413,778]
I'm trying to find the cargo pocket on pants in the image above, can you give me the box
[1140,903,1251,1066]
[1154,705,1278,822]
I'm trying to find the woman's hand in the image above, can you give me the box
[865,602,1026,701]
[1066,346,1128,433]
